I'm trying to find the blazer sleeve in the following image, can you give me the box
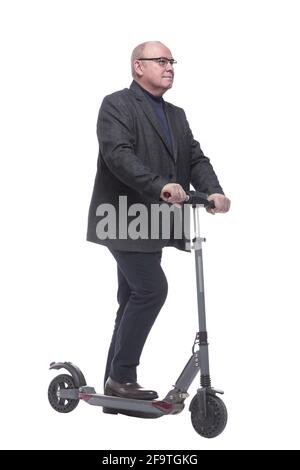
[97,95,169,201]
[182,112,224,195]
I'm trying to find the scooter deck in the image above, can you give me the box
[58,386,184,417]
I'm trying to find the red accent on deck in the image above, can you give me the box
[79,393,93,401]
[152,401,173,411]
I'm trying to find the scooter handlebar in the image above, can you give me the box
[162,190,215,209]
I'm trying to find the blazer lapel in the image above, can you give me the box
[129,81,177,162]
[164,103,178,162]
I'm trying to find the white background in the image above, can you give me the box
[1,0,300,450]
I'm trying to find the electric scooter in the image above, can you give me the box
[48,190,228,438]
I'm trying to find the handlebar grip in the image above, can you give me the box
[162,190,214,208]
[185,192,215,208]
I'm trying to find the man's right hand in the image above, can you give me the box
[160,183,187,208]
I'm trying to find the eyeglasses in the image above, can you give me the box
[138,57,177,67]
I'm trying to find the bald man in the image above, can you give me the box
[87,41,230,416]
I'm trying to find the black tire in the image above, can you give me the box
[190,393,227,438]
[48,374,79,413]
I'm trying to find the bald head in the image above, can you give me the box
[131,41,171,78]
[130,41,175,96]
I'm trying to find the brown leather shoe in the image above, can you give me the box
[103,377,159,417]
[104,377,158,400]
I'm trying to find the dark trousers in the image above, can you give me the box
[103,249,168,387]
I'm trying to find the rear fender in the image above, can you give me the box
[49,361,86,388]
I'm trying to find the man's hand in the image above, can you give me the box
[160,183,187,208]
[207,193,231,214]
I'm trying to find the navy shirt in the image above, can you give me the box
[134,81,173,154]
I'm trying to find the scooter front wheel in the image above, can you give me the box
[48,374,79,413]
[190,393,227,438]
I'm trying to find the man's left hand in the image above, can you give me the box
[207,193,231,214]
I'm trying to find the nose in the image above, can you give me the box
[165,61,174,73]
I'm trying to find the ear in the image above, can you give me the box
[134,59,144,78]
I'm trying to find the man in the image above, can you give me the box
[87,41,230,415]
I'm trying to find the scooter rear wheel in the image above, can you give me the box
[48,374,79,413]
[190,393,227,438]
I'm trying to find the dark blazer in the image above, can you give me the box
[87,80,224,252]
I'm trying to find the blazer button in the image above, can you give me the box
[169,173,174,179]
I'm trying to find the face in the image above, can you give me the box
[134,43,175,96]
